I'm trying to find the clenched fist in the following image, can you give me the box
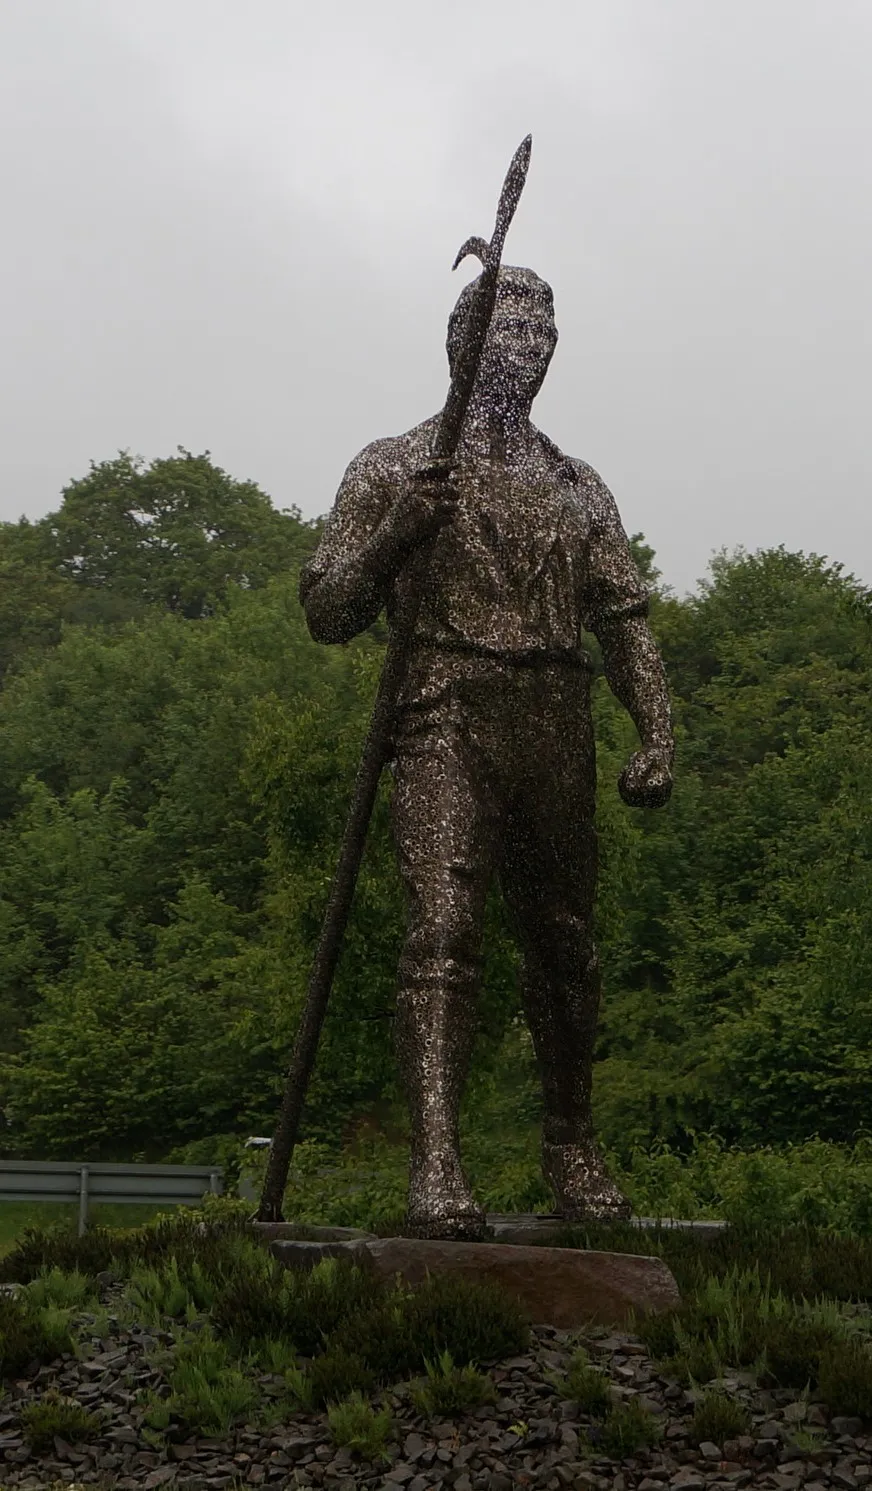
[618,744,674,810]
[385,458,461,552]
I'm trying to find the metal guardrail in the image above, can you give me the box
[0,1161,222,1236]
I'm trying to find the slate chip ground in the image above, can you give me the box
[1,1302,871,1491]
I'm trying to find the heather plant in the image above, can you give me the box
[19,1390,103,1453]
[410,1350,497,1417]
[331,1270,529,1384]
[124,1256,218,1326]
[817,1338,872,1419]
[246,1334,300,1375]
[596,1400,661,1458]
[213,1253,384,1357]
[307,1347,375,1409]
[0,1223,123,1284]
[327,1391,394,1461]
[554,1350,612,1418]
[157,1328,257,1437]
[24,1267,98,1313]
[634,1263,860,1409]
[141,1393,172,1432]
[281,1361,315,1412]
[689,1390,751,1445]
[554,1220,872,1302]
[0,1196,260,1287]
[0,1291,74,1380]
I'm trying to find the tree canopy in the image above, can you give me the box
[1,452,870,1168]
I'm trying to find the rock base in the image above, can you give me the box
[262,1230,681,1328]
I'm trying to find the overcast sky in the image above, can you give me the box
[1,0,870,595]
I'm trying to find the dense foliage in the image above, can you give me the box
[1,449,870,1200]
[4,1200,872,1427]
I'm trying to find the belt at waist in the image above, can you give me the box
[409,636,592,671]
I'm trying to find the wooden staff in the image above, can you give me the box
[256,135,533,1223]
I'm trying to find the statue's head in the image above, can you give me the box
[446,265,558,406]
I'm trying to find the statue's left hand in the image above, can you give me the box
[618,744,674,809]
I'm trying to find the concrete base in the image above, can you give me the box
[253,1213,728,1247]
[485,1213,728,1245]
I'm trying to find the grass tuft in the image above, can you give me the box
[555,1349,612,1418]
[0,1291,74,1380]
[596,1399,661,1459]
[307,1346,375,1409]
[332,1269,529,1384]
[24,1266,98,1313]
[689,1389,751,1445]
[20,1389,103,1452]
[817,1337,872,1419]
[156,1327,258,1436]
[410,1349,496,1417]
[327,1390,394,1461]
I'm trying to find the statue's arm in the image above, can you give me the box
[596,613,674,760]
[299,444,410,645]
[580,470,674,804]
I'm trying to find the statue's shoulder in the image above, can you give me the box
[347,416,440,485]
[534,430,607,501]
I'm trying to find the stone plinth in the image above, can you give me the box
[267,1234,680,1328]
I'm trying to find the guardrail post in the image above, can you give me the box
[209,1171,219,1196]
[78,1166,89,1237]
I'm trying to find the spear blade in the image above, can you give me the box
[435,133,533,459]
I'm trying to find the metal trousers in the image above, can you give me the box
[389,655,600,1215]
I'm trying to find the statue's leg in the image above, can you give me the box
[499,675,632,1221]
[390,712,499,1240]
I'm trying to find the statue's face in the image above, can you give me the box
[476,291,558,405]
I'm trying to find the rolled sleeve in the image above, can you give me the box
[298,441,396,629]
[578,466,649,636]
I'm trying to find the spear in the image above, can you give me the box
[256,134,533,1223]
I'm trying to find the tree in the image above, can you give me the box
[45,448,316,617]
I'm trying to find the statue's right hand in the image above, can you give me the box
[387,459,461,550]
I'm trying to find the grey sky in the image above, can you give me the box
[2,0,870,596]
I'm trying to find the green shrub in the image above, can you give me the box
[403,1272,529,1365]
[690,1390,751,1445]
[661,1337,721,1387]
[24,1267,98,1312]
[0,1223,123,1284]
[634,1306,680,1360]
[636,1266,846,1392]
[410,1350,496,1417]
[332,1271,529,1384]
[282,1362,315,1412]
[213,1254,384,1358]
[141,1393,172,1432]
[159,1328,257,1436]
[247,1334,300,1375]
[556,1350,612,1418]
[557,1220,872,1304]
[124,1256,217,1325]
[308,1347,375,1409]
[597,1400,661,1459]
[760,1316,835,1388]
[260,1136,410,1231]
[787,1424,827,1454]
[0,1292,74,1380]
[327,1391,394,1461]
[0,1196,260,1287]
[602,1137,872,1237]
[817,1338,872,1419]
[289,1133,872,1242]
[20,1390,103,1452]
